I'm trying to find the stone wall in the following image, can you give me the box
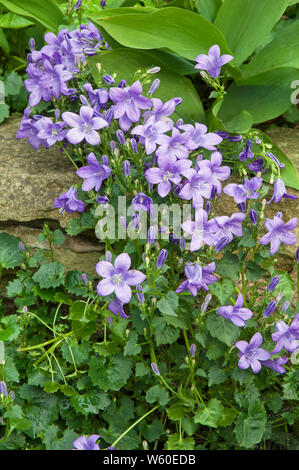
[0,118,298,277]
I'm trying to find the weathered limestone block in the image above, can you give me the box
[0,117,104,275]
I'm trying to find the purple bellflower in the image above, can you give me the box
[145,154,192,198]
[195,151,230,195]
[108,299,130,319]
[235,332,271,374]
[223,177,263,204]
[76,152,111,191]
[271,319,299,354]
[131,119,172,155]
[156,127,189,160]
[73,435,101,450]
[195,44,233,78]
[53,186,85,214]
[217,294,253,327]
[131,193,153,212]
[34,117,66,147]
[179,167,213,207]
[109,80,152,132]
[262,356,288,374]
[239,139,254,161]
[176,262,217,296]
[205,212,246,249]
[258,214,297,255]
[268,178,298,204]
[62,106,108,145]
[143,97,176,125]
[96,253,146,304]
[180,123,223,152]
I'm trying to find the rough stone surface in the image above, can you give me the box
[0,118,298,276]
[0,117,78,227]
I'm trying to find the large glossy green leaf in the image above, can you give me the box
[218,67,299,125]
[242,20,299,77]
[0,27,9,53]
[196,0,222,22]
[214,0,289,65]
[257,130,299,190]
[0,0,65,31]
[90,7,232,61]
[0,12,33,28]
[88,49,206,123]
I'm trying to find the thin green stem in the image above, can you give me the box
[110,405,159,449]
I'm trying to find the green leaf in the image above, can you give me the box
[90,7,232,61]
[152,317,180,346]
[219,408,238,427]
[4,72,23,96]
[88,354,132,391]
[242,19,299,76]
[0,103,10,123]
[209,278,235,305]
[234,402,267,448]
[157,291,178,317]
[208,365,228,386]
[0,315,21,341]
[32,262,65,289]
[89,48,206,124]
[245,261,267,282]
[0,12,33,28]
[215,252,241,279]
[6,279,23,297]
[93,341,121,357]
[0,232,24,269]
[53,229,65,245]
[258,129,299,190]
[223,110,253,134]
[214,0,289,65]
[218,67,299,128]
[194,398,224,428]
[0,0,66,31]
[167,434,194,450]
[181,417,198,436]
[0,27,9,54]
[166,402,190,421]
[71,390,111,415]
[138,419,163,443]
[207,313,240,346]
[124,330,141,356]
[145,384,169,406]
[196,0,222,22]
[271,271,295,299]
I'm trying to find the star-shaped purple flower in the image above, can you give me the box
[179,167,213,207]
[223,177,262,204]
[145,154,192,197]
[176,261,217,296]
[206,212,246,249]
[195,44,233,78]
[180,123,223,151]
[96,253,146,304]
[268,178,298,204]
[271,319,299,354]
[73,434,101,450]
[53,186,85,214]
[131,119,172,155]
[76,152,111,191]
[258,214,297,255]
[235,332,271,374]
[131,193,153,212]
[109,80,152,132]
[217,294,253,327]
[196,151,231,195]
[156,127,189,160]
[62,105,108,145]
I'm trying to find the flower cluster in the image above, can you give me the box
[17,29,298,388]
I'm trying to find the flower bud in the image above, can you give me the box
[249,209,258,225]
[149,79,160,95]
[122,160,130,177]
[136,285,145,304]
[116,129,126,146]
[81,273,88,284]
[190,344,196,357]
[156,249,168,268]
[148,225,157,244]
[103,74,115,85]
[151,362,160,376]
[264,301,277,318]
[18,242,25,252]
[147,66,160,74]
[268,275,280,293]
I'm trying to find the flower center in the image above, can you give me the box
[163,171,173,182]
[82,122,93,133]
[113,273,123,286]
